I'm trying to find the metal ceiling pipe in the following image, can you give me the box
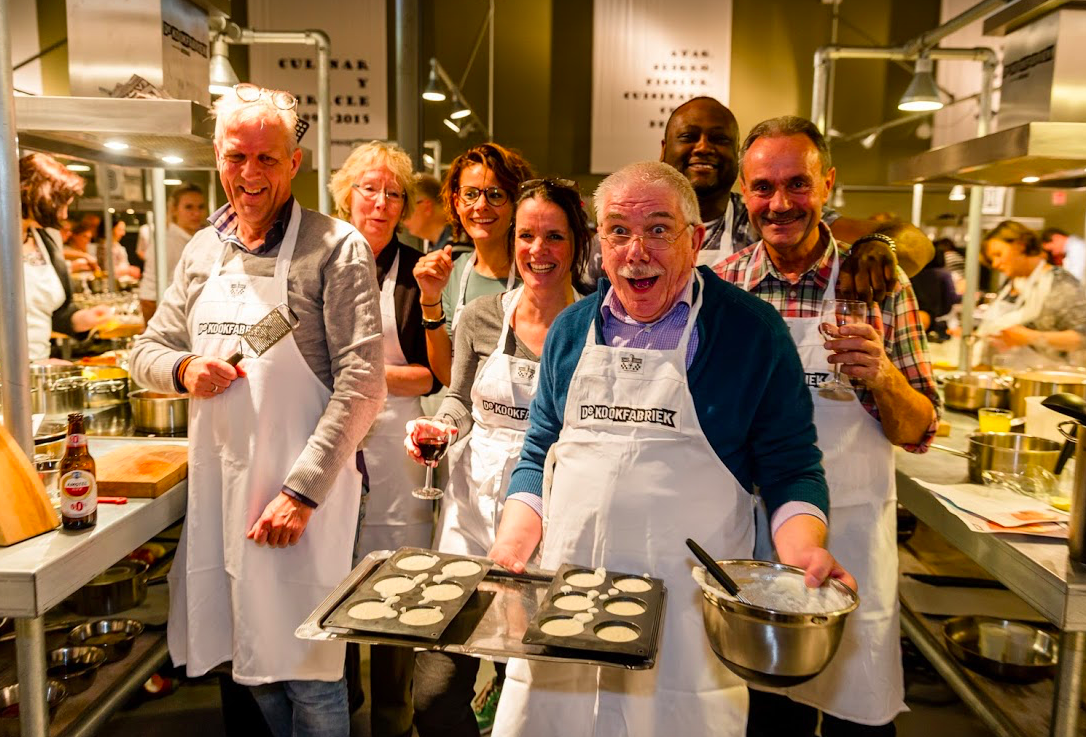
[217,24,333,215]
[812,45,997,134]
[395,0,422,169]
[151,169,169,302]
[0,0,33,459]
[901,0,1012,57]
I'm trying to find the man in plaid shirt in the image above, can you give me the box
[716,116,939,737]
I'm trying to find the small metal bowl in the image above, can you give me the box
[68,618,144,663]
[699,560,859,687]
[0,682,67,737]
[47,646,107,694]
[943,616,1057,682]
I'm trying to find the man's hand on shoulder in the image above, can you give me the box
[246,491,315,548]
[838,236,897,305]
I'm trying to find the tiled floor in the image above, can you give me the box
[100,646,999,737]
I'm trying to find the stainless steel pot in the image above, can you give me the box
[46,646,107,695]
[67,618,144,662]
[0,682,66,737]
[1010,370,1086,417]
[942,372,1011,412]
[85,377,128,408]
[67,560,148,616]
[38,375,86,416]
[129,390,189,435]
[931,432,1063,484]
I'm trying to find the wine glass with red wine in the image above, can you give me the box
[412,417,454,500]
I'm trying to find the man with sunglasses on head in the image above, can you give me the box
[131,84,386,737]
[488,160,852,737]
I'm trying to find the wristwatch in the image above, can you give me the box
[853,232,897,254]
[421,312,447,331]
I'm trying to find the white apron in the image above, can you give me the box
[742,241,904,725]
[450,251,518,335]
[358,247,433,553]
[695,200,736,268]
[493,272,752,737]
[974,262,1054,366]
[23,230,66,361]
[436,287,538,556]
[168,202,363,685]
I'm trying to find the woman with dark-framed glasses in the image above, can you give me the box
[407,178,591,736]
[413,143,535,386]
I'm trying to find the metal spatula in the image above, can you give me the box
[225,304,299,366]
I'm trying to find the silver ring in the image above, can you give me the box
[212,385,219,393]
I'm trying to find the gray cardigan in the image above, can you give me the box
[130,206,386,505]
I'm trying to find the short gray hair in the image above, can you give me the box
[593,160,701,227]
[213,87,299,155]
[738,115,831,179]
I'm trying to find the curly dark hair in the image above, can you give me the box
[440,143,535,244]
[20,152,85,228]
[511,179,593,294]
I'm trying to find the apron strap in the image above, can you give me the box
[452,250,518,334]
[496,286,524,356]
[207,200,302,301]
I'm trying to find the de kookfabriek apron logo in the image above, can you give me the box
[481,400,529,421]
[619,354,643,373]
[580,404,677,428]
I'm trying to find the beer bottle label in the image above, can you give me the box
[60,470,97,519]
[66,433,87,447]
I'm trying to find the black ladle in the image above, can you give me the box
[686,538,752,605]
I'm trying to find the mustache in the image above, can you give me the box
[617,265,664,280]
[761,211,804,224]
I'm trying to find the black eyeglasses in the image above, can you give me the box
[456,186,509,207]
[234,83,298,111]
[520,178,578,192]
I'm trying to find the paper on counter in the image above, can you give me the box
[916,479,1069,528]
[927,492,1068,538]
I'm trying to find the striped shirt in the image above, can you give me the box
[715,235,941,453]
[600,276,699,366]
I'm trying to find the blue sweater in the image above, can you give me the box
[506,266,829,520]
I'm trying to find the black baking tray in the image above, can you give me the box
[322,548,492,641]
[521,563,665,660]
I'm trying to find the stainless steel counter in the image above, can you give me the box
[897,410,1085,736]
[0,436,187,737]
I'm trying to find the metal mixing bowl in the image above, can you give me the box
[699,560,859,687]
[0,682,66,737]
[67,618,144,662]
[46,646,107,694]
[943,616,1057,682]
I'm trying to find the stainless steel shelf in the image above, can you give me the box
[895,411,1086,630]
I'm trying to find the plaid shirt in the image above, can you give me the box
[209,196,294,254]
[715,232,940,453]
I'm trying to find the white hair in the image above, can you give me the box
[593,161,701,227]
[212,87,299,154]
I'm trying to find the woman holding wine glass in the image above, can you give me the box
[405,178,591,737]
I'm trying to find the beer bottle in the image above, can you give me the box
[60,412,97,530]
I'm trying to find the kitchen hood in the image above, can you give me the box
[16,95,218,169]
[889,121,1086,188]
[890,1,1086,188]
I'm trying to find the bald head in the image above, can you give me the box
[660,97,740,204]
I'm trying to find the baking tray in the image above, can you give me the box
[322,548,491,641]
[297,552,664,670]
[521,564,665,660]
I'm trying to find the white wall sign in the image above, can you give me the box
[247,0,389,167]
[591,0,732,174]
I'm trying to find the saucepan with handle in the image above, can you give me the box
[930,432,1062,484]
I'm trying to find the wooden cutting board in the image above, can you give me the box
[97,445,188,498]
[0,424,60,546]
